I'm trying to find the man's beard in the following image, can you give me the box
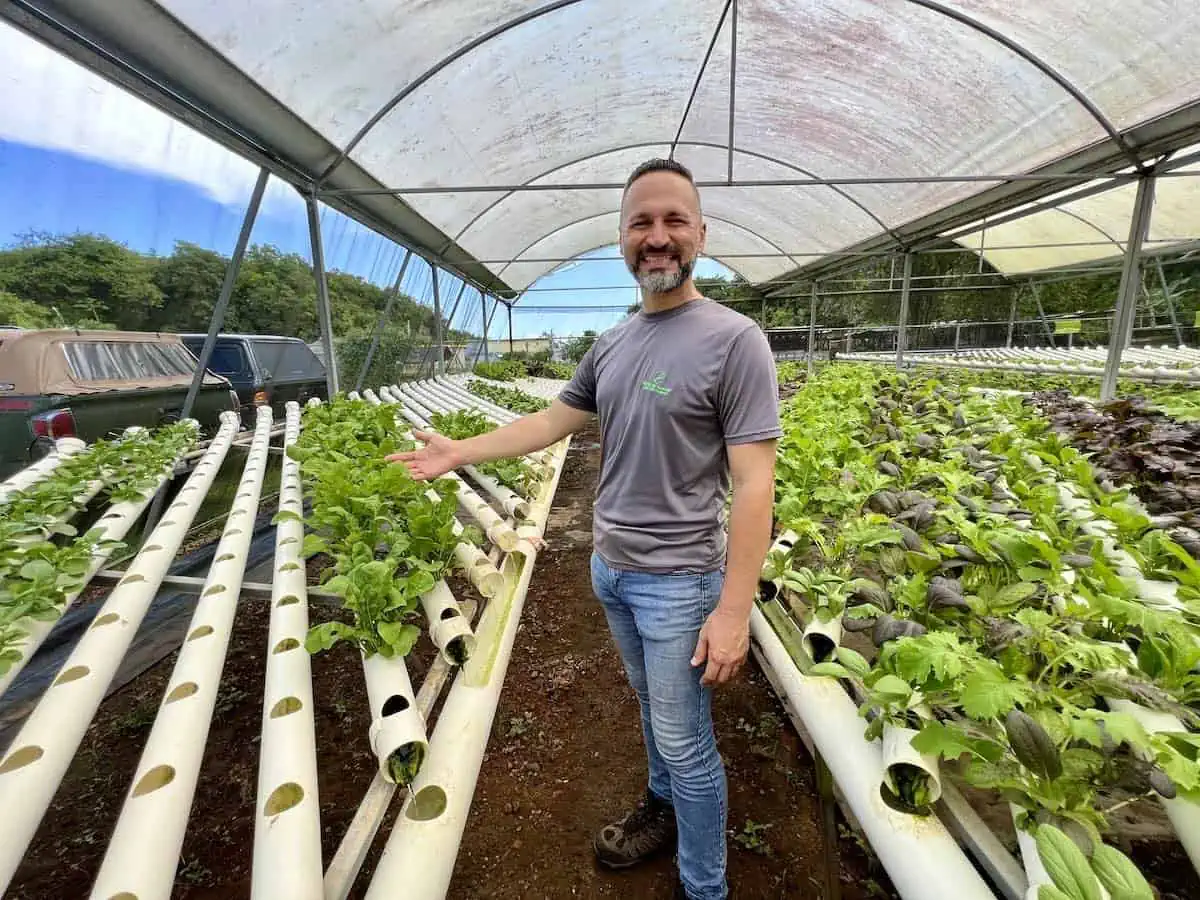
[630,251,694,294]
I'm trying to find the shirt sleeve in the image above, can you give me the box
[715,324,783,445]
[557,342,598,413]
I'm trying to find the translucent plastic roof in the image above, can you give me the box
[12,0,1200,294]
[954,157,1200,274]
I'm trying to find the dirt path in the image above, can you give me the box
[449,423,894,900]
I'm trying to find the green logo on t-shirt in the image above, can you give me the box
[641,371,672,396]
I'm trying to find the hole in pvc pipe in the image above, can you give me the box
[202,584,226,597]
[120,573,146,586]
[133,764,176,796]
[143,544,163,553]
[55,665,89,686]
[216,553,235,563]
[264,782,305,816]
[102,512,122,520]
[92,612,120,629]
[806,634,837,665]
[0,745,44,773]
[405,785,447,821]
[446,636,471,665]
[159,521,176,528]
[277,595,300,607]
[280,537,298,546]
[225,528,243,537]
[170,501,186,510]
[273,638,300,654]
[109,893,138,900]
[381,694,410,716]
[166,682,198,703]
[270,697,302,718]
[279,562,299,572]
[230,509,246,517]
[188,625,214,641]
[439,607,460,620]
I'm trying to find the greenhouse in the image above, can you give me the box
[1,1,1200,898]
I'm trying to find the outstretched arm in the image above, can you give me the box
[387,399,593,481]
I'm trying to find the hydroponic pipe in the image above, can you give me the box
[0,412,240,893]
[747,602,997,900]
[0,428,198,699]
[420,579,477,666]
[360,388,504,595]
[91,407,274,900]
[362,432,571,900]
[362,649,428,785]
[396,384,533,517]
[427,379,553,470]
[405,380,553,483]
[0,436,86,503]
[385,396,518,551]
[251,402,323,900]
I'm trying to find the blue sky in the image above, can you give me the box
[0,22,732,340]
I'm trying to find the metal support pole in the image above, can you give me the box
[507,303,515,355]
[1155,257,1185,345]
[1101,174,1157,402]
[815,753,842,900]
[182,168,269,420]
[807,282,817,377]
[1030,280,1054,347]
[423,281,466,375]
[431,267,445,377]
[306,195,340,395]
[895,253,913,370]
[356,249,412,392]
[954,323,962,352]
[1005,292,1018,348]
[760,294,767,330]
[472,298,500,366]
[727,0,738,184]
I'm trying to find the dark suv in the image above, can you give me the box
[181,334,328,423]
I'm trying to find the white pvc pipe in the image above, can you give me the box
[427,379,553,470]
[0,436,87,504]
[420,580,477,666]
[91,407,274,900]
[0,429,200,699]
[363,433,570,900]
[0,412,241,893]
[362,651,428,786]
[747,604,997,900]
[252,402,323,900]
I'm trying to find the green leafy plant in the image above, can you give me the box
[466,379,549,414]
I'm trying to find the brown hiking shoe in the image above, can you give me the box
[593,789,677,869]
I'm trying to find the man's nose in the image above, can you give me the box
[646,220,670,246]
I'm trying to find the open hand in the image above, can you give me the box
[385,429,462,480]
[691,605,750,687]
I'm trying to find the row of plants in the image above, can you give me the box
[285,396,479,661]
[0,423,198,675]
[471,358,577,382]
[427,409,541,496]
[762,364,1200,889]
[466,379,550,414]
[911,364,1200,422]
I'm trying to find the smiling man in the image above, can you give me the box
[389,158,780,900]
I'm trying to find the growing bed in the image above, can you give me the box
[0,376,568,900]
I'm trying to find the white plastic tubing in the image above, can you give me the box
[0,411,241,893]
[428,378,553,469]
[0,428,198,699]
[363,432,571,900]
[379,386,518,552]
[749,601,998,900]
[0,436,87,504]
[396,383,532,518]
[89,408,274,899]
[361,388,503,598]
[252,402,323,900]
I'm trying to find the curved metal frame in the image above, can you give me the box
[905,0,1143,171]
[315,0,587,186]
[670,0,734,159]
[446,140,902,255]
[495,207,805,290]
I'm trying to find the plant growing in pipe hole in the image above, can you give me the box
[0,422,196,674]
[287,397,481,661]
[427,408,541,496]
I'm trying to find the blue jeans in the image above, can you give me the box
[590,552,728,900]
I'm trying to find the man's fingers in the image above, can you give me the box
[701,658,722,686]
[690,630,708,668]
[411,429,434,443]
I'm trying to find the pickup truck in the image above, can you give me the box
[181,333,328,424]
[0,329,238,479]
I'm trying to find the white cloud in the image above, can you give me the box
[0,21,300,215]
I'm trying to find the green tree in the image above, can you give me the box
[563,329,598,362]
[0,291,58,328]
[149,241,227,331]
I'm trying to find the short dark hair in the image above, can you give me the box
[623,158,701,210]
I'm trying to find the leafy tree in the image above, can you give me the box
[149,241,226,331]
[563,329,598,363]
[0,292,58,328]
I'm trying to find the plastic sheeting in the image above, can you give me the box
[31,1,1200,290]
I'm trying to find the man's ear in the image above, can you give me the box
[698,219,707,253]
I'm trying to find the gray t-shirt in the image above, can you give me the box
[558,298,781,574]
